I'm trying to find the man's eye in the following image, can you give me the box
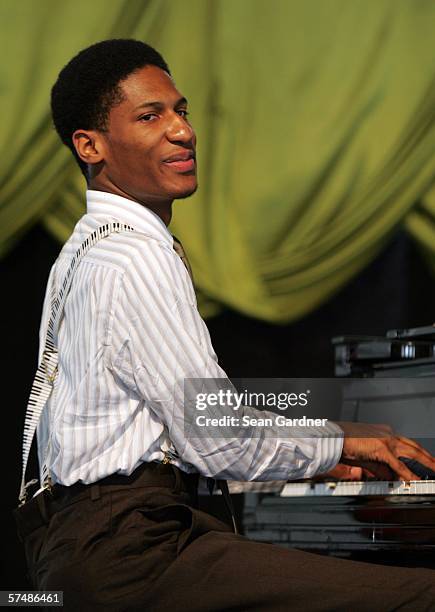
[177,110,189,118]
[139,113,158,122]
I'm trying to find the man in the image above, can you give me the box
[16,39,435,611]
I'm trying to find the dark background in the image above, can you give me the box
[3,218,435,588]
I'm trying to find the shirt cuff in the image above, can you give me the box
[312,420,344,476]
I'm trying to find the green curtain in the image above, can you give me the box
[0,0,161,254]
[406,182,435,274]
[2,0,435,322]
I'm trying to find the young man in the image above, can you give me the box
[17,39,435,610]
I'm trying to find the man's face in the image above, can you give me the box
[99,65,197,204]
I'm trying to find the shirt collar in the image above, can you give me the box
[86,189,173,246]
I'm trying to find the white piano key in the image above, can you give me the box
[280,480,435,497]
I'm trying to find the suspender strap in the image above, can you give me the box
[207,477,239,535]
[19,222,134,505]
[218,479,239,535]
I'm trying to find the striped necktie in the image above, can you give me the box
[172,236,194,282]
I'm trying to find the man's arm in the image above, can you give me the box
[109,235,435,482]
[108,235,343,482]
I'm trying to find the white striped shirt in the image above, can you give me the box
[36,189,343,485]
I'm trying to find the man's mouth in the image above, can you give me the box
[162,151,196,173]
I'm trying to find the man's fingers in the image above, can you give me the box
[332,464,363,481]
[353,460,394,481]
[341,458,394,480]
[361,467,378,480]
[313,464,363,481]
[392,439,435,472]
[395,437,435,463]
[385,453,420,481]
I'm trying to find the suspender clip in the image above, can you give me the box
[18,478,39,506]
[31,477,54,501]
[162,451,172,465]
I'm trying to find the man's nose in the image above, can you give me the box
[166,114,195,144]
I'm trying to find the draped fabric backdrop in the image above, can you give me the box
[1,0,435,322]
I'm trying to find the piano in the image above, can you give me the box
[241,324,435,568]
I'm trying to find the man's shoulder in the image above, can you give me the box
[60,216,173,275]
[98,229,173,273]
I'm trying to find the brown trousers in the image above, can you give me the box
[14,463,435,611]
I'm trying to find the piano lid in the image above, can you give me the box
[386,324,435,340]
[332,324,435,377]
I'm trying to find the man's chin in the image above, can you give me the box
[172,182,198,200]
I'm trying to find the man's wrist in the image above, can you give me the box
[315,421,344,475]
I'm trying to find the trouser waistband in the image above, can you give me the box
[14,462,199,541]
[52,461,199,500]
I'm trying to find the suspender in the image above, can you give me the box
[19,222,134,505]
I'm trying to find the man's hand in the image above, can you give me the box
[315,463,364,481]
[336,421,435,481]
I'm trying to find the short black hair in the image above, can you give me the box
[51,39,170,180]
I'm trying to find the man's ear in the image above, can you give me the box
[72,129,106,167]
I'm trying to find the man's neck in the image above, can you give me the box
[88,179,173,226]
